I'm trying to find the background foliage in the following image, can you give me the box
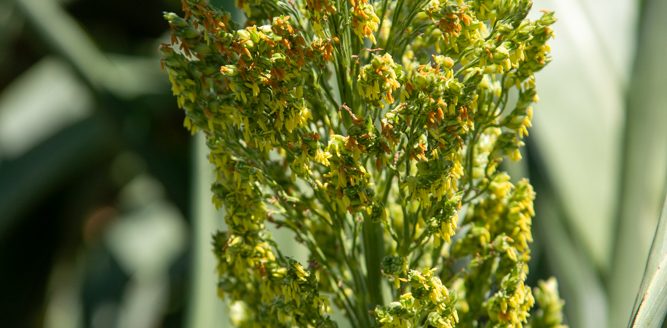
[0,0,665,327]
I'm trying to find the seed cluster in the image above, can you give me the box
[162,0,565,327]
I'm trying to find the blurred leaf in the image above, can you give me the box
[108,54,169,97]
[109,174,188,328]
[528,144,608,328]
[609,0,667,325]
[14,0,162,99]
[532,0,635,271]
[14,0,113,93]
[571,0,638,83]
[629,192,667,327]
[0,113,117,240]
[44,260,84,328]
[108,175,187,278]
[0,1,21,63]
[534,193,608,328]
[0,57,92,159]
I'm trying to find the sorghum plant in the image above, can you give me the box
[161,0,563,326]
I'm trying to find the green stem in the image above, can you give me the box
[362,215,385,310]
[318,189,373,328]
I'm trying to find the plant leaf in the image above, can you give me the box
[14,0,158,99]
[609,0,667,325]
[528,143,608,328]
[628,192,667,327]
[0,57,92,159]
[532,0,636,271]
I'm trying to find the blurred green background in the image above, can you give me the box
[1,0,666,327]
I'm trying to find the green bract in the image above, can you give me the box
[161,0,562,326]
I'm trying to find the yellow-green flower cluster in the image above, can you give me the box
[207,151,334,326]
[213,232,336,327]
[219,17,316,152]
[358,54,402,107]
[452,174,537,326]
[456,174,535,260]
[163,1,338,326]
[321,134,374,212]
[528,278,567,328]
[162,0,563,326]
[486,266,535,327]
[350,0,380,43]
[422,0,486,55]
[376,268,459,327]
[398,58,468,206]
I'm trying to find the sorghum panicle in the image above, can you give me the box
[162,0,563,326]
